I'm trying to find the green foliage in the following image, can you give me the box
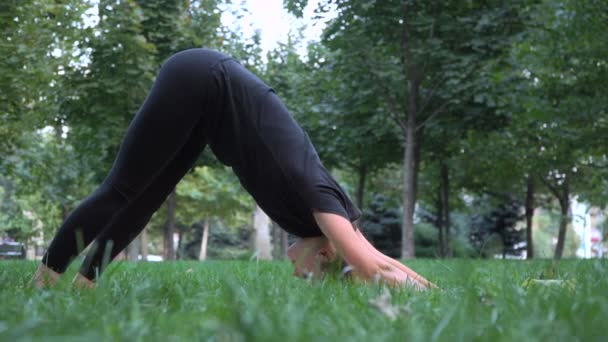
[176,166,253,228]
[0,179,35,240]
[136,0,193,62]
[359,195,403,258]
[135,0,224,63]
[476,0,608,200]
[291,0,542,257]
[0,0,86,156]
[533,209,580,258]
[61,0,157,175]
[171,166,253,259]
[1,259,607,340]
[360,194,475,258]
[466,0,608,257]
[283,0,308,18]
[0,0,233,246]
[1,130,96,241]
[469,196,526,258]
[216,2,266,73]
[2,0,607,260]
[180,221,251,260]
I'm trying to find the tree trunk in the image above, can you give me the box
[141,226,148,261]
[199,220,209,261]
[399,1,421,259]
[176,228,182,260]
[280,229,288,259]
[126,236,140,261]
[272,222,279,258]
[554,180,570,260]
[271,223,289,259]
[413,129,423,207]
[525,177,535,259]
[401,79,419,259]
[356,163,367,211]
[252,205,273,260]
[436,182,444,258]
[440,161,452,257]
[163,188,177,261]
[272,222,289,259]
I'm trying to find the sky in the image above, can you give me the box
[221,0,335,56]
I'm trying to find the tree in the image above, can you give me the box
[60,0,226,260]
[252,205,273,260]
[176,166,253,261]
[469,195,526,258]
[263,35,400,212]
[61,0,157,175]
[0,0,85,158]
[286,0,535,258]
[359,195,402,258]
[458,0,608,261]
[142,0,226,259]
[1,130,96,247]
[508,0,608,259]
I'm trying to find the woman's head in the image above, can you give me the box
[287,236,345,279]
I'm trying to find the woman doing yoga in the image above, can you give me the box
[31,48,432,289]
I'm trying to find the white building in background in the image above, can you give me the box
[571,198,605,258]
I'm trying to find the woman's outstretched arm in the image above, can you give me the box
[312,211,431,289]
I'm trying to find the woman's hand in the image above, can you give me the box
[354,229,435,289]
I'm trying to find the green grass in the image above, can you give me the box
[0,259,606,341]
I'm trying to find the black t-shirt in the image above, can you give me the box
[205,56,361,237]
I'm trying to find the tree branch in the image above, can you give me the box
[415,100,450,131]
[417,78,446,116]
[541,177,561,200]
[415,62,479,131]
[421,19,435,78]
[360,56,407,133]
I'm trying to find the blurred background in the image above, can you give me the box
[1,0,606,262]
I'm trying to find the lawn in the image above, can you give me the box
[0,259,606,341]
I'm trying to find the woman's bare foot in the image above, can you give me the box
[72,273,96,289]
[31,263,61,288]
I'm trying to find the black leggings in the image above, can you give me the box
[42,49,224,279]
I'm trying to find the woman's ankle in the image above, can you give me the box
[72,272,96,289]
[31,263,61,288]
